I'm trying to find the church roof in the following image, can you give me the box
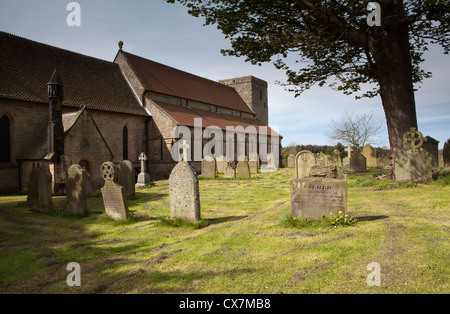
[120,51,255,114]
[0,31,148,116]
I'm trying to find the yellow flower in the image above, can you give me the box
[339,211,342,214]
[345,215,348,217]
[293,217,296,220]
[330,212,333,215]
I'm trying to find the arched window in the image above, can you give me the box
[122,125,128,160]
[0,115,11,162]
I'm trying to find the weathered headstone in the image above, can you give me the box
[201,155,216,178]
[316,152,328,166]
[136,152,151,186]
[362,144,378,168]
[290,165,347,220]
[395,128,432,183]
[101,162,129,220]
[287,154,295,168]
[350,151,367,172]
[38,163,53,212]
[330,150,342,167]
[266,152,276,169]
[27,163,40,205]
[236,161,251,178]
[118,160,135,196]
[169,161,201,222]
[422,136,439,167]
[249,152,259,174]
[224,162,236,178]
[216,155,227,173]
[66,164,88,216]
[295,150,316,178]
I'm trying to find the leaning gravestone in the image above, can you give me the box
[38,163,53,213]
[362,144,378,168]
[101,162,129,220]
[118,160,135,196]
[27,163,40,205]
[224,162,236,178]
[66,164,88,216]
[290,165,347,220]
[395,127,432,183]
[287,154,295,168]
[169,161,201,222]
[201,155,216,178]
[295,150,316,178]
[236,161,251,178]
[350,151,367,172]
[249,152,259,174]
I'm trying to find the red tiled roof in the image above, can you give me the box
[0,31,147,116]
[153,101,279,137]
[121,51,255,114]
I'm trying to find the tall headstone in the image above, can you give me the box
[136,152,151,186]
[118,160,135,196]
[287,154,295,168]
[249,152,259,174]
[216,155,227,173]
[295,150,316,178]
[101,162,129,221]
[66,164,88,216]
[343,145,353,169]
[27,163,40,205]
[38,163,53,212]
[290,165,347,220]
[422,136,439,167]
[201,155,216,178]
[236,161,251,178]
[169,161,201,222]
[395,128,432,183]
[350,151,367,172]
[362,144,378,168]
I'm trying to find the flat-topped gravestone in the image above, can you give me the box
[249,152,259,174]
[224,162,236,178]
[362,144,378,168]
[169,161,201,222]
[66,164,88,216]
[38,163,53,212]
[101,162,129,221]
[136,152,151,186]
[395,128,432,183]
[287,154,295,168]
[290,165,347,220]
[236,161,251,178]
[118,160,135,196]
[350,151,367,172]
[295,150,316,178]
[27,163,40,205]
[201,155,216,178]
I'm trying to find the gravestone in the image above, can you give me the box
[290,165,347,220]
[395,128,432,183]
[118,160,135,196]
[38,163,53,212]
[169,161,201,222]
[236,161,251,178]
[295,150,316,178]
[224,162,236,178]
[27,163,40,205]
[266,152,276,169]
[350,151,367,172]
[423,136,439,167]
[362,144,378,168]
[201,155,216,178]
[216,155,227,173]
[287,154,295,168]
[136,152,151,186]
[249,152,259,174]
[330,150,342,168]
[100,161,129,220]
[66,164,88,216]
[316,152,328,166]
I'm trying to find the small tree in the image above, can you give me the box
[328,111,383,148]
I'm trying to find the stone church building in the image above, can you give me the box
[0,31,281,194]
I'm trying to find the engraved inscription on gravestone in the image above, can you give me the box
[100,161,129,220]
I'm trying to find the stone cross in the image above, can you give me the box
[345,145,353,158]
[181,140,190,162]
[139,152,148,172]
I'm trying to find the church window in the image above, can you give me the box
[0,115,11,162]
[122,125,128,160]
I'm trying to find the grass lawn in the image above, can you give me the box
[0,168,448,294]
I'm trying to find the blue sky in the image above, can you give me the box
[1,0,449,148]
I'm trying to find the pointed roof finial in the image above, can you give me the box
[48,69,63,86]
[118,41,123,50]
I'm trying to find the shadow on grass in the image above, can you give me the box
[354,215,389,222]
[205,215,248,226]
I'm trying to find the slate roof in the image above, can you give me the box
[120,51,255,114]
[0,31,147,116]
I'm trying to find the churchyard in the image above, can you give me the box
[0,165,449,294]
